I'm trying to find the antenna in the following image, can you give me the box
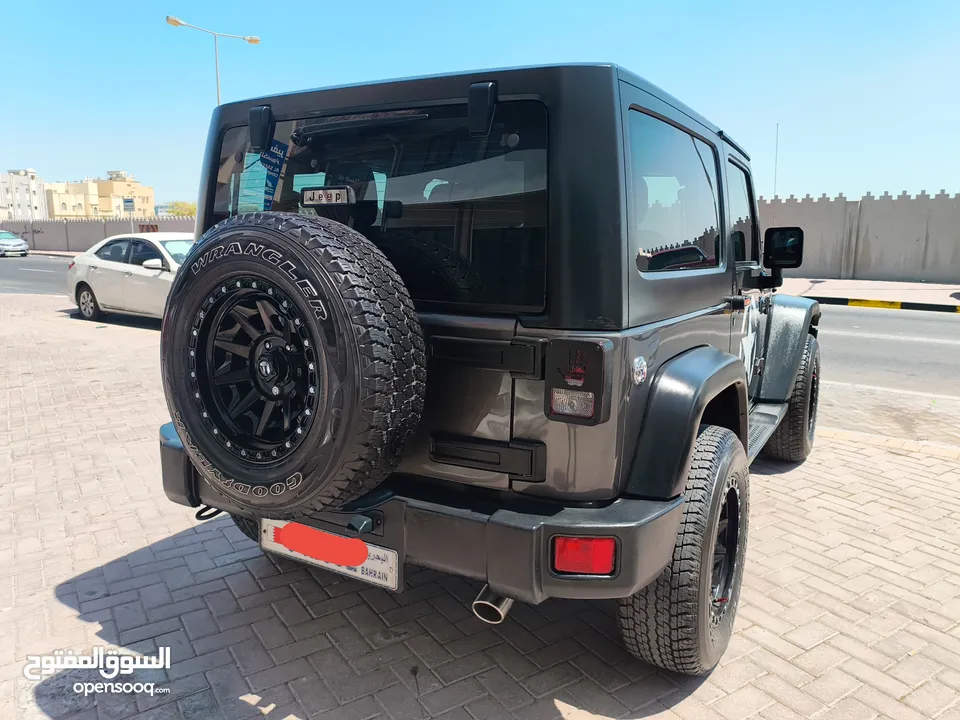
[772,122,780,225]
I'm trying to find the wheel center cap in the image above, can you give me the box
[258,358,274,378]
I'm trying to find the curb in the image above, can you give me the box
[808,295,960,313]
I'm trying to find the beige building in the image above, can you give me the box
[95,171,155,217]
[46,181,102,218]
[46,171,155,219]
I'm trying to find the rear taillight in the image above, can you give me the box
[543,339,611,425]
[550,388,595,418]
[553,536,617,575]
[68,261,75,270]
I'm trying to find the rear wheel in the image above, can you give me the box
[762,334,820,462]
[77,284,103,320]
[617,425,750,675]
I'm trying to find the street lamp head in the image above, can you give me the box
[244,36,261,44]
[165,15,184,27]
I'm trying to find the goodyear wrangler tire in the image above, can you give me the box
[617,425,749,675]
[161,212,426,518]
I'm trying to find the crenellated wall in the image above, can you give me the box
[0,217,196,253]
[3,192,959,283]
[758,191,960,282]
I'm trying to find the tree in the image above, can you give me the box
[167,201,197,217]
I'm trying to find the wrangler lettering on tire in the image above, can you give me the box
[161,212,427,517]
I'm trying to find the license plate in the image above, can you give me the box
[260,519,399,591]
[301,186,355,206]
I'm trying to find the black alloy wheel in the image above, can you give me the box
[710,485,741,627]
[189,276,320,465]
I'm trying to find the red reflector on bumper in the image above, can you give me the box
[553,536,616,575]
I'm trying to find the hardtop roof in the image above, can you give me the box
[221,62,727,138]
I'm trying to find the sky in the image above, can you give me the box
[2,0,958,204]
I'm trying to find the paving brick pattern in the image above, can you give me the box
[2,294,960,720]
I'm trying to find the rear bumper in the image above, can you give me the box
[160,422,683,605]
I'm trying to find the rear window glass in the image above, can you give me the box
[211,101,548,312]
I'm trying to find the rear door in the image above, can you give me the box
[123,239,171,317]
[208,100,549,491]
[90,238,132,308]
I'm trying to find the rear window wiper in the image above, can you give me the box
[291,112,429,146]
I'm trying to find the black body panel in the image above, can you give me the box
[624,346,748,500]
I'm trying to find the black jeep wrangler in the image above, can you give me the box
[158,63,821,676]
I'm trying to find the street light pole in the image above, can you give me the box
[165,16,259,105]
[214,34,221,105]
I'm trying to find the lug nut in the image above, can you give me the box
[271,386,280,396]
[285,345,292,351]
[265,341,272,350]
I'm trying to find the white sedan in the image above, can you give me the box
[67,232,196,320]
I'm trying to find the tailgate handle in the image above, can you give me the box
[430,433,546,481]
[429,336,545,378]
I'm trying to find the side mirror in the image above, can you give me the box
[763,227,804,269]
[143,258,164,271]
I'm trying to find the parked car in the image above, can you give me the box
[67,232,195,320]
[157,64,817,676]
[0,231,29,256]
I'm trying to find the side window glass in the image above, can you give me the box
[129,240,163,266]
[95,239,131,263]
[727,163,758,263]
[629,111,721,272]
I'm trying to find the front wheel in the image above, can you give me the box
[617,425,750,675]
[762,333,820,462]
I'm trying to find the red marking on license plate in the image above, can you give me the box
[272,522,369,567]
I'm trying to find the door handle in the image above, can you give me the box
[123,271,132,277]
[90,265,98,270]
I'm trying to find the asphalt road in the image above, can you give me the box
[2,257,957,395]
[817,303,960,396]
[0,253,70,296]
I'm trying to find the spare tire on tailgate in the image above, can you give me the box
[161,212,427,518]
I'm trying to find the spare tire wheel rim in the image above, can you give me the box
[188,276,321,464]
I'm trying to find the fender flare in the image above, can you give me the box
[624,346,748,500]
[757,294,821,403]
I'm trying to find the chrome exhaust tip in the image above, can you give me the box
[471,585,514,625]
